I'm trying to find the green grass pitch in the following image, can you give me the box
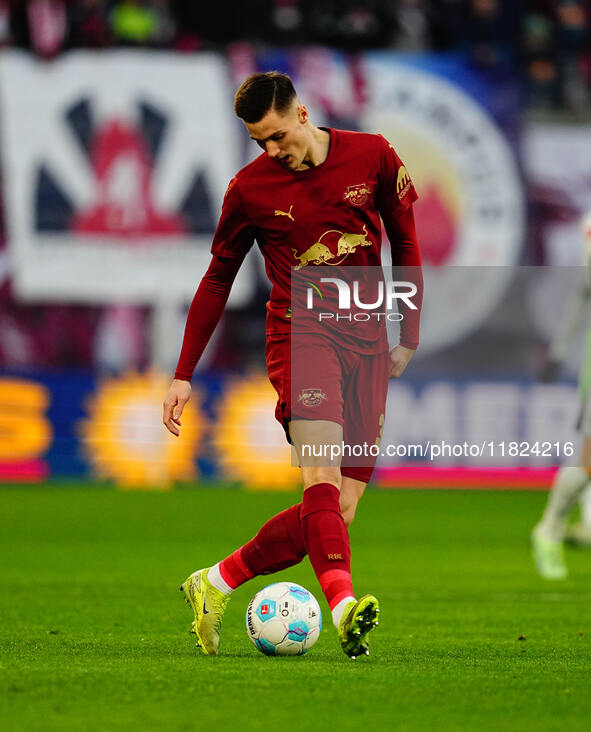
[1,484,590,731]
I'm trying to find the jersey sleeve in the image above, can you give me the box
[376,135,418,219]
[211,176,256,259]
[174,253,245,381]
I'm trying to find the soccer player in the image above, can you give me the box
[532,211,591,579]
[162,72,422,657]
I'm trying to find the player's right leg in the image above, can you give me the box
[180,568,230,655]
[181,502,307,655]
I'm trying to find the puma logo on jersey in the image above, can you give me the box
[274,205,294,221]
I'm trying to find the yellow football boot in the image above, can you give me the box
[338,594,380,659]
[180,568,230,655]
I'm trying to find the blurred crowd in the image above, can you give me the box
[0,0,590,372]
[0,1,588,112]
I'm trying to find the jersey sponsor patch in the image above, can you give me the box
[396,166,412,201]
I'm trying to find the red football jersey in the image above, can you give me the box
[211,128,418,349]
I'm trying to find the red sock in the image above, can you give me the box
[218,504,306,589]
[300,483,354,610]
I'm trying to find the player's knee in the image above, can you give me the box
[302,465,341,490]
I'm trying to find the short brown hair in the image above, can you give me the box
[233,72,297,123]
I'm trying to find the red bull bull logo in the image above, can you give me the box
[292,225,373,270]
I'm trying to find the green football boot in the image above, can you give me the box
[180,568,230,655]
[338,594,380,659]
[531,533,568,580]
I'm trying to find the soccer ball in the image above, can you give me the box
[245,582,322,656]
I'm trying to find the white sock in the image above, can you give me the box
[331,595,356,628]
[535,466,589,541]
[206,563,233,595]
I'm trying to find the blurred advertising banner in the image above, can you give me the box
[0,266,589,490]
[0,369,298,489]
[0,368,578,490]
[0,51,254,306]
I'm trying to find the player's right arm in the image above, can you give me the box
[163,176,255,436]
[163,253,245,435]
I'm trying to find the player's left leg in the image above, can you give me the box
[334,474,381,658]
[291,418,355,626]
[327,347,388,656]
[291,417,379,660]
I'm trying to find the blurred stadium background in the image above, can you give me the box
[1,0,591,490]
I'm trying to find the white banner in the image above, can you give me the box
[0,51,254,305]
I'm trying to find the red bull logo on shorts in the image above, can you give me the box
[297,388,328,407]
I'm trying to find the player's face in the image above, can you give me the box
[245,103,310,170]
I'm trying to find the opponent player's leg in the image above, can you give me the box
[565,436,591,545]
[532,438,591,578]
[566,483,591,545]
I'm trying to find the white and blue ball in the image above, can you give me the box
[245,582,322,656]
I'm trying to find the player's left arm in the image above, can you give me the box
[383,207,422,377]
[375,137,423,377]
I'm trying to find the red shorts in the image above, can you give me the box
[265,333,389,484]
